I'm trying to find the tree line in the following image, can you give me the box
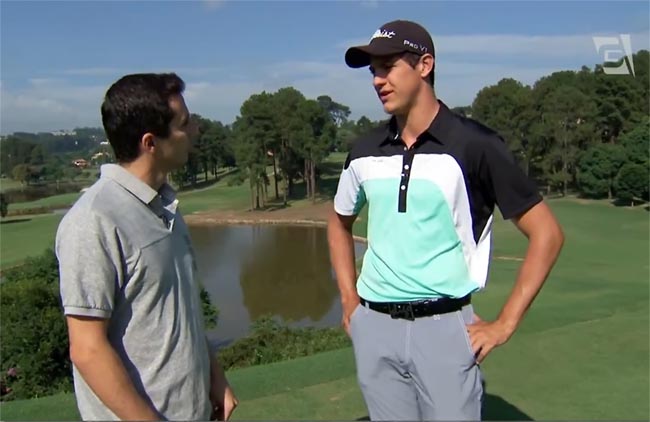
[2,50,648,207]
[471,50,649,205]
[169,89,382,210]
[177,50,648,208]
[0,128,109,188]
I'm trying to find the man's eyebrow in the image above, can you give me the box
[374,57,399,67]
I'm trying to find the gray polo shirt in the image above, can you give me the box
[56,164,211,421]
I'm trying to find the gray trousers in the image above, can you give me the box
[349,301,483,421]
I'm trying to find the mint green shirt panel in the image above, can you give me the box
[357,178,478,301]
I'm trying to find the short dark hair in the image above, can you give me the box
[101,73,185,163]
[401,52,435,87]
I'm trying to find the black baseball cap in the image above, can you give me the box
[345,20,435,68]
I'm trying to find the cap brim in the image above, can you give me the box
[345,44,409,68]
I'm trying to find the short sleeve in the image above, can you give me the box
[56,210,122,319]
[333,153,366,216]
[478,135,542,220]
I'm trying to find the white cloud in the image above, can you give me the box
[183,67,376,124]
[435,31,650,59]
[60,66,224,78]
[62,67,125,76]
[184,80,265,123]
[0,79,105,133]
[2,26,648,134]
[338,30,650,60]
[435,61,566,109]
[256,59,574,121]
[173,67,225,76]
[360,0,379,9]
[202,0,226,11]
[0,58,588,134]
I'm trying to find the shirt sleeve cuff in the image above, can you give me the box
[64,306,111,319]
[334,202,357,216]
[501,194,543,220]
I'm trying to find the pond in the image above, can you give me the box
[188,224,366,348]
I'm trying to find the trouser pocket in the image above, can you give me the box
[455,307,477,362]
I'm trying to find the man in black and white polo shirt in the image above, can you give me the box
[327,19,565,421]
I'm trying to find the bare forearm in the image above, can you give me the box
[72,342,160,421]
[497,227,564,333]
[209,352,227,385]
[327,214,358,302]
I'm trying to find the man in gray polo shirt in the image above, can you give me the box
[56,73,238,421]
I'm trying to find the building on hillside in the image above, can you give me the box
[52,130,77,136]
[91,152,112,164]
[72,159,89,168]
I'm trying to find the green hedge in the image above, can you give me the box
[0,250,71,400]
[218,316,350,370]
[0,249,349,401]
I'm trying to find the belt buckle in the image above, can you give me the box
[389,303,415,321]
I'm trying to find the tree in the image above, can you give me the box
[355,116,376,135]
[11,164,30,187]
[473,78,539,175]
[0,193,8,218]
[29,145,46,165]
[63,166,82,182]
[1,137,36,176]
[620,118,649,167]
[537,84,597,195]
[451,105,472,117]
[274,87,308,204]
[316,95,351,127]
[203,120,233,179]
[296,99,336,202]
[192,114,214,182]
[593,73,645,143]
[233,92,277,210]
[171,152,200,189]
[592,50,649,143]
[333,120,358,152]
[577,143,627,198]
[614,163,648,206]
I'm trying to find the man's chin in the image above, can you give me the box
[382,103,395,114]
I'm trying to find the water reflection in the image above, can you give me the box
[239,225,337,322]
[189,224,366,347]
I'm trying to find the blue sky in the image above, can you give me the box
[1,0,648,134]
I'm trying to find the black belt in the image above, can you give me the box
[359,295,471,321]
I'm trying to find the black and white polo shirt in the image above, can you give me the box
[334,101,542,302]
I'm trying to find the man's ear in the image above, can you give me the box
[420,54,435,79]
[141,133,156,154]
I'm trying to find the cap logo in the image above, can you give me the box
[404,39,428,53]
[371,29,396,41]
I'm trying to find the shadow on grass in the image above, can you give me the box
[355,393,533,421]
[1,218,32,225]
[176,168,239,192]
[483,393,534,420]
[611,198,648,208]
[289,177,339,202]
[177,177,219,192]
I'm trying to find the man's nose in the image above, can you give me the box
[373,74,386,90]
